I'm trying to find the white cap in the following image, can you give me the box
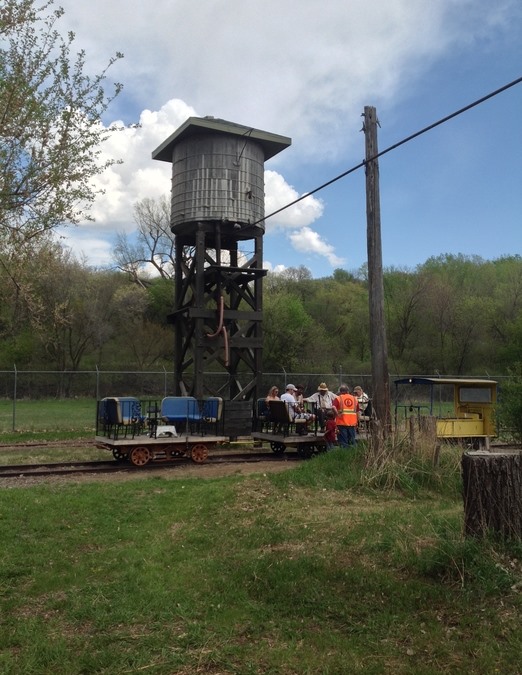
[286,383,297,390]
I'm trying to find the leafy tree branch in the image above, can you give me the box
[0,0,123,243]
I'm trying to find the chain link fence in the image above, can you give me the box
[0,367,508,433]
[0,368,402,401]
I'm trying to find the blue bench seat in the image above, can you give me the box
[160,396,202,426]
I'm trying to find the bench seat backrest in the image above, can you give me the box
[257,398,270,419]
[98,397,122,425]
[267,400,292,423]
[99,397,142,426]
[201,397,223,422]
[161,396,201,422]
[118,397,143,424]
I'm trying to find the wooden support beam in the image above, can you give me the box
[364,106,391,435]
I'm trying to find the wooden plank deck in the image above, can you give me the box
[95,434,227,448]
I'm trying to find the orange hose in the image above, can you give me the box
[206,294,229,366]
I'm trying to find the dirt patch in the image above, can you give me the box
[158,458,295,480]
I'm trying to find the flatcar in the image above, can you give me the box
[95,396,227,466]
[251,398,327,457]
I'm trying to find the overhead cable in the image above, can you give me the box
[255,75,522,226]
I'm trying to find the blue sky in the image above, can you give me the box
[55,0,522,278]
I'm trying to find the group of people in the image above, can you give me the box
[264,381,370,449]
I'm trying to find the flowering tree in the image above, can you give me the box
[0,0,123,245]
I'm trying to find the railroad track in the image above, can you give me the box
[0,451,301,480]
[0,460,140,479]
[0,439,97,451]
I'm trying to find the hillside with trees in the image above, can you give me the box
[0,241,520,377]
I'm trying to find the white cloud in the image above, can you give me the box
[87,100,197,227]
[59,0,517,158]
[263,262,287,276]
[264,171,324,230]
[288,227,345,268]
[263,173,342,268]
[59,230,115,268]
[51,0,520,270]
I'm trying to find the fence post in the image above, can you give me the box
[12,364,17,431]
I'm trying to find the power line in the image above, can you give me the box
[255,75,522,226]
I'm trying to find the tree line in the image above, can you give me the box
[0,235,520,377]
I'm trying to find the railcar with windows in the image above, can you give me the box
[394,377,497,448]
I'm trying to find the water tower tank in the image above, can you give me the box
[151,116,291,402]
[152,117,291,236]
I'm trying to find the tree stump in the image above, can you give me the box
[462,452,522,539]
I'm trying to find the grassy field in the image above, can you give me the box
[0,398,96,437]
[0,446,521,674]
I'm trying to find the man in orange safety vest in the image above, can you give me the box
[333,384,359,448]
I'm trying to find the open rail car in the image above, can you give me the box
[95,395,328,466]
[251,399,327,458]
[95,396,227,466]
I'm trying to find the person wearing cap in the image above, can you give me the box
[281,384,313,432]
[333,384,359,448]
[280,383,299,417]
[304,382,337,430]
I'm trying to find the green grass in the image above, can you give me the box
[0,449,521,674]
[0,443,109,465]
[0,398,95,436]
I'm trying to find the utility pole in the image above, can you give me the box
[363,106,391,435]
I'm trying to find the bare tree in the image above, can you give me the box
[113,195,175,285]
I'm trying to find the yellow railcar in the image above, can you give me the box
[394,377,497,447]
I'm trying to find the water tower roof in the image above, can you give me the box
[152,116,291,163]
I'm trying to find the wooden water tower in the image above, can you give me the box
[152,117,291,400]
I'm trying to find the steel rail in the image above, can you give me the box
[0,451,302,480]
